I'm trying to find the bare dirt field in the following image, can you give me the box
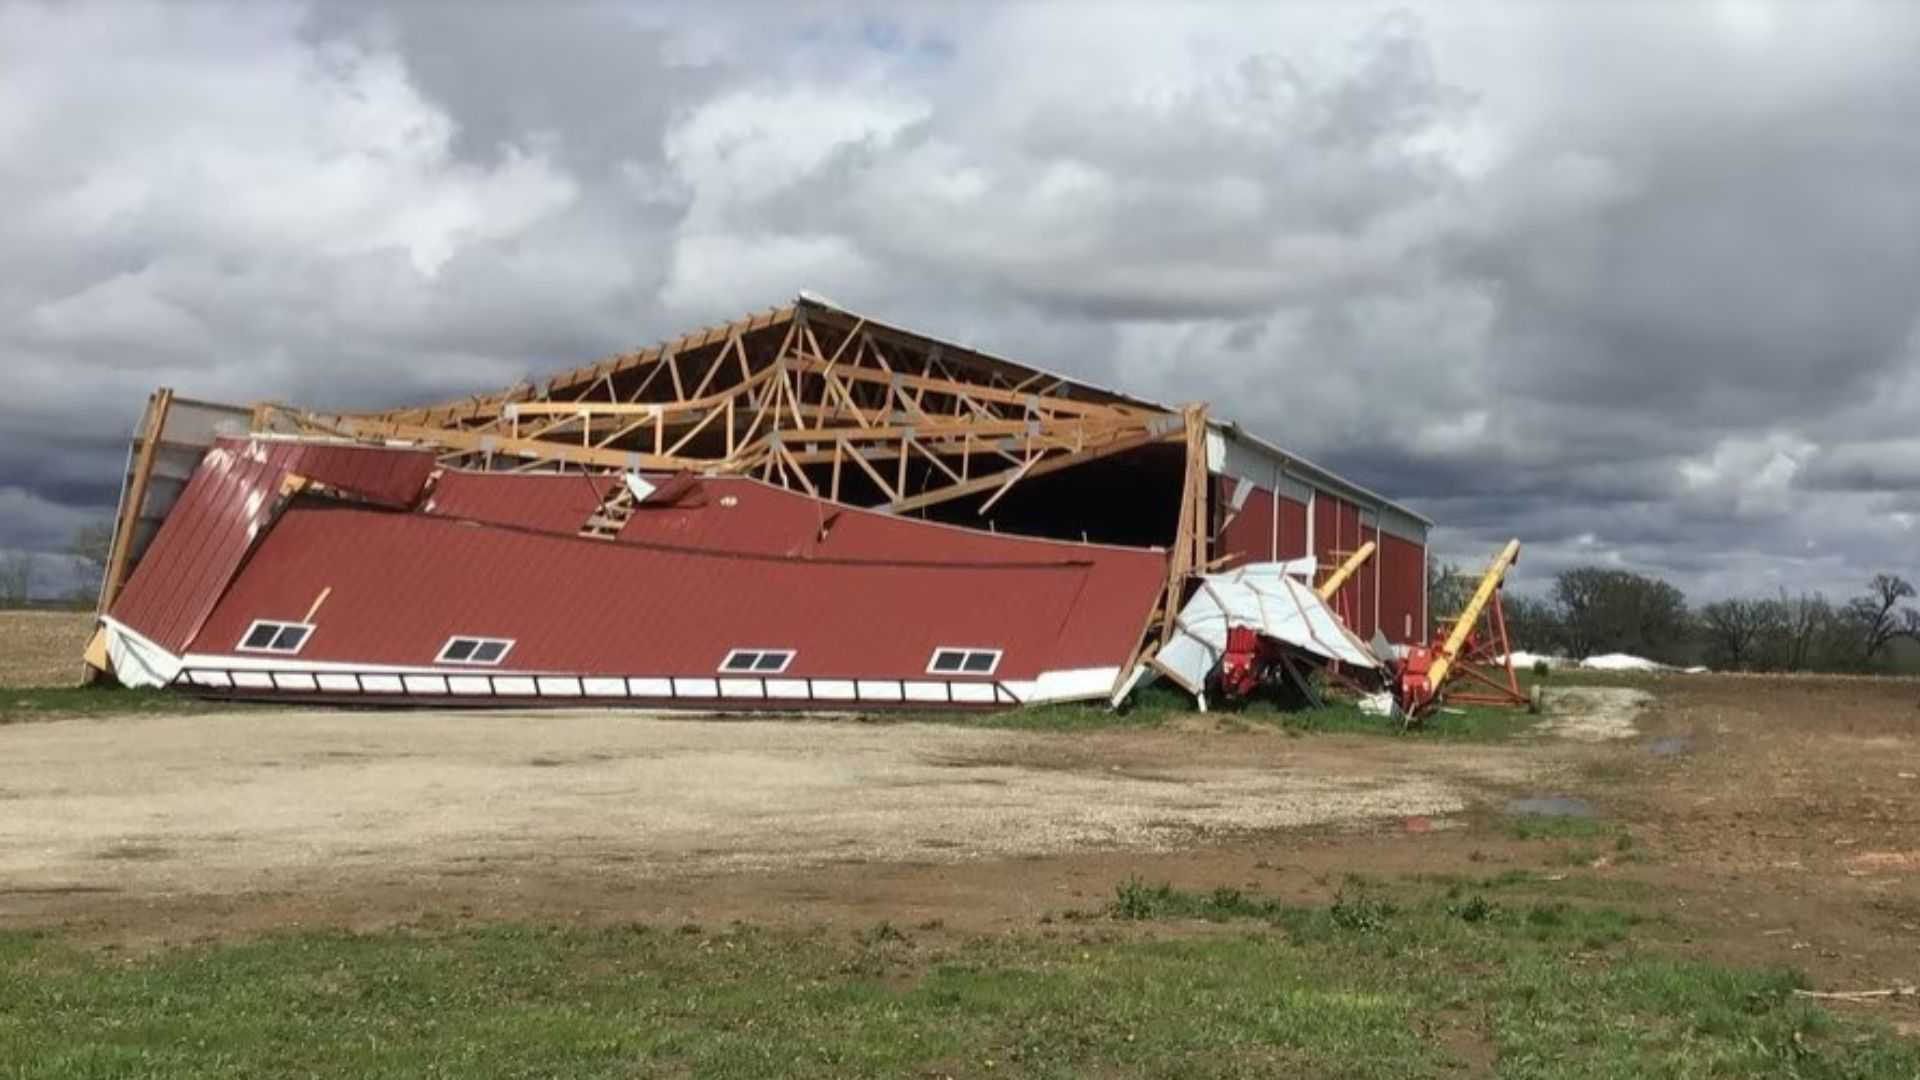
[2,675,1917,1024]
[0,610,92,687]
[0,706,1546,906]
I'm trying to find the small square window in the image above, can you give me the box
[719,649,793,674]
[436,636,514,666]
[237,620,314,656]
[928,648,1001,677]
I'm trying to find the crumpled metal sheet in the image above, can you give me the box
[1147,558,1381,702]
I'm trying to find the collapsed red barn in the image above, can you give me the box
[88,294,1432,708]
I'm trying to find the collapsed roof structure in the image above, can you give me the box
[88,293,1432,708]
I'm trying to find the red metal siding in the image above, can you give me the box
[424,471,617,533]
[1356,519,1377,642]
[190,504,1167,683]
[1379,532,1426,646]
[1312,492,1372,639]
[286,442,438,507]
[108,438,435,652]
[1277,495,1308,560]
[1213,478,1275,566]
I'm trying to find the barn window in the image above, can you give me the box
[718,649,794,674]
[237,620,313,655]
[928,648,1002,676]
[437,636,515,666]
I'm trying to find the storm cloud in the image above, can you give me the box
[3,0,1917,601]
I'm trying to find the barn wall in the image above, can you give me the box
[1211,479,1326,568]
[1214,477,1276,565]
[1211,476,1428,647]
[1277,494,1309,560]
[1379,532,1427,646]
[1312,491,1373,639]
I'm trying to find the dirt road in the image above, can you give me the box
[0,708,1546,899]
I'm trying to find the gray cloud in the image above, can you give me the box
[3,0,1919,605]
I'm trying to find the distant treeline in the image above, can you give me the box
[0,523,111,609]
[1429,563,1920,674]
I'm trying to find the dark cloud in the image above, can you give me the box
[4,0,1919,604]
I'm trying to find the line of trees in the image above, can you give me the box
[1430,562,1920,673]
[0,522,114,610]
[0,552,34,605]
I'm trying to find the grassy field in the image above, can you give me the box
[0,685,220,723]
[3,879,1913,1078]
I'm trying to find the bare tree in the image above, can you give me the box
[0,551,36,606]
[1845,573,1916,660]
[1704,595,1789,664]
[1774,590,1833,671]
[1704,595,1758,664]
[67,520,114,594]
[1426,558,1472,623]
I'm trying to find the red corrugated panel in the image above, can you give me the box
[1379,532,1427,645]
[1313,492,1373,639]
[1277,495,1308,560]
[288,442,437,507]
[423,471,617,533]
[1214,478,1275,566]
[190,504,1167,682]
[108,438,435,652]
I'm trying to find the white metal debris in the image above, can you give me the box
[1140,559,1381,707]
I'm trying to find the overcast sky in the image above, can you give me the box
[4,0,1918,601]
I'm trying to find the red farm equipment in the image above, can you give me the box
[1391,539,1535,723]
[1214,542,1379,705]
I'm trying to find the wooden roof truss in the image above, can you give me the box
[257,299,1211,654]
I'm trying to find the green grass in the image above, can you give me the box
[3,884,1913,1078]
[0,684,216,723]
[1504,814,1609,842]
[1406,869,1666,905]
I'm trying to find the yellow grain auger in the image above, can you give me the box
[1391,539,1535,724]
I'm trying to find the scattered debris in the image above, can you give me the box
[1498,650,1569,669]
[1147,559,1380,709]
[1792,986,1918,1003]
[1580,653,1666,672]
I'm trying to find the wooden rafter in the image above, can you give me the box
[279,302,1202,587]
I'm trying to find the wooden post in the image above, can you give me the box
[98,387,173,616]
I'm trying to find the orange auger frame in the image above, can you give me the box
[1394,539,1531,721]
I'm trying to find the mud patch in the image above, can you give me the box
[1537,687,1652,742]
[95,843,174,862]
[1646,735,1693,757]
[1505,795,1596,818]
